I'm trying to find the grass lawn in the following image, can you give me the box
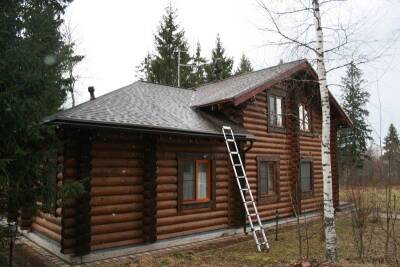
[135,214,397,267]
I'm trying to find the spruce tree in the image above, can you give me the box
[338,62,372,167]
[0,0,79,226]
[235,54,253,75]
[188,42,207,86]
[205,34,234,82]
[138,5,192,88]
[383,124,400,178]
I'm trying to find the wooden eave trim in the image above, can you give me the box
[51,119,253,141]
[232,61,310,107]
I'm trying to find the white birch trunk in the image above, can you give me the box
[312,0,337,261]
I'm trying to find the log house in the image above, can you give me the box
[25,59,351,262]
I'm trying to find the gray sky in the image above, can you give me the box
[65,0,400,144]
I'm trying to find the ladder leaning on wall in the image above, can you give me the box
[222,126,270,252]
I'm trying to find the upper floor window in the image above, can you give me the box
[268,95,284,128]
[298,104,311,132]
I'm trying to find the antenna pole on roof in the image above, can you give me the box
[175,48,216,88]
[177,48,181,87]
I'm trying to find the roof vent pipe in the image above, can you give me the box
[88,86,95,100]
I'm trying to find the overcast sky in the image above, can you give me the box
[65,0,400,144]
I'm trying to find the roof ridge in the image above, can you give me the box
[193,58,305,91]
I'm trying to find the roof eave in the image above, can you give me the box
[46,118,255,141]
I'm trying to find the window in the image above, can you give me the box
[267,90,286,133]
[300,159,313,197]
[178,153,216,212]
[257,156,279,203]
[181,160,210,202]
[299,104,311,132]
[269,95,284,127]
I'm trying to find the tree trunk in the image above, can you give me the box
[312,0,337,261]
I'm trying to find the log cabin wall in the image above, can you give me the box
[297,92,324,213]
[156,136,233,240]
[242,90,295,219]
[241,84,340,217]
[331,118,340,208]
[89,132,145,251]
[30,151,64,247]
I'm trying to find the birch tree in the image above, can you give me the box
[256,0,377,261]
[312,1,337,260]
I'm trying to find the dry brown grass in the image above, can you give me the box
[127,214,396,267]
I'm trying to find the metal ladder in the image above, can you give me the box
[222,126,269,252]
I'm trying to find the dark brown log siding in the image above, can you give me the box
[242,87,339,217]
[89,134,144,251]
[156,137,232,240]
[243,91,294,219]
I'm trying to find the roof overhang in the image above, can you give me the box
[195,60,352,128]
[47,118,255,141]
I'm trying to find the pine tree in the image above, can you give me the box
[235,54,253,75]
[338,62,372,167]
[138,5,192,88]
[188,42,206,86]
[0,0,79,226]
[383,124,400,178]
[205,34,234,82]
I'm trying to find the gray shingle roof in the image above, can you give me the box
[45,59,341,136]
[44,81,250,137]
[192,59,306,107]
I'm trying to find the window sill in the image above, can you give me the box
[258,194,279,204]
[268,126,286,134]
[181,201,213,210]
[299,131,316,137]
[301,191,314,199]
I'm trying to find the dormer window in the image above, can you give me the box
[298,104,311,132]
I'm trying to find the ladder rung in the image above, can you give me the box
[241,188,249,191]
[253,226,263,231]
[231,151,239,155]
[245,200,254,205]
[226,139,235,142]
[237,176,245,179]
[222,126,231,130]
[248,213,258,217]
[234,163,241,166]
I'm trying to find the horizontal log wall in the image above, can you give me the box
[299,103,323,213]
[32,212,62,243]
[331,119,340,208]
[243,91,295,220]
[156,137,232,240]
[242,86,340,217]
[90,134,145,251]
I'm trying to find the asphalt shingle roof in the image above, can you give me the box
[45,59,342,136]
[192,59,305,107]
[44,81,250,137]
